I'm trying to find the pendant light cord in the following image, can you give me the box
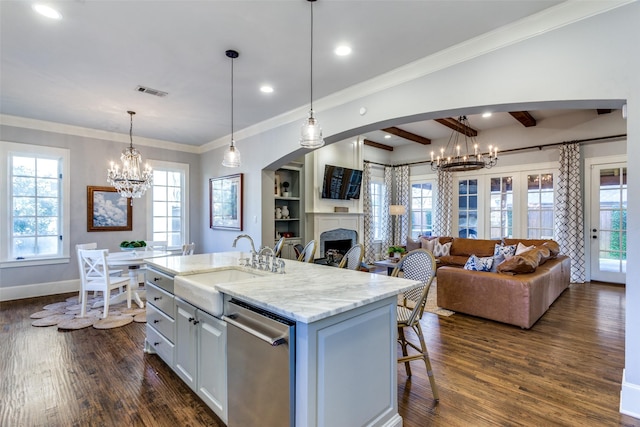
[128,111,135,149]
[309,0,314,113]
[231,55,234,142]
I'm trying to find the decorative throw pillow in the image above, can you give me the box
[421,237,437,253]
[406,236,421,252]
[463,254,493,272]
[494,244,517,258]
[490,254,506,272]
[433,241,452,257]
[515,242,535,255]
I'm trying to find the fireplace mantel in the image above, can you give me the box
[309,212,363,258]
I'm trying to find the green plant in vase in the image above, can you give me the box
[387,245,406,259]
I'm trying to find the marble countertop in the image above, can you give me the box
[146,252,420,323]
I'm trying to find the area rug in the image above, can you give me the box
[30,295,146,330]
[424,279,455,317]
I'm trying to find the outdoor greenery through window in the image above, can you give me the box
[489,176,513,239]
[410,182,433,238]
[370,181,386,240]
[1,142,69,263]
[148,162,188,249]
[598,167,627,271]
[527,173,554,239]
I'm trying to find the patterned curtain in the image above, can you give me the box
[383,166,393,250]
[362,163,376,264]
[556,143,586,283]
[433,169,453,236]
[394,165,410,245]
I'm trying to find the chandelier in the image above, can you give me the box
[107,111,152,202]
[430,115,498,172]
[222,49,241,167]
[299,0,325,149]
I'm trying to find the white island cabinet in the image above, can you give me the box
[145,252,421,427]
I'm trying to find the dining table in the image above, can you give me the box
[99,249,173,308]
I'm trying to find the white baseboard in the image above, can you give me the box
[0,279,79,302]
[620,369,640,420]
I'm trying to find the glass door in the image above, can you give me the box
[590,163,626,283]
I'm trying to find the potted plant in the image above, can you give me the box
[282,181,290,197]
[387,245,406,259]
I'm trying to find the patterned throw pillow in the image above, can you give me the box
[422,237,437,253]
[433,241,452,257]
[490,254,506,272]
[463,254,494,272]
[494,244,516,258]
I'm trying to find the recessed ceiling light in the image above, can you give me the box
[482,112,492,118]
[33,4,62,20]
[335,45,352,56]
[260,85,274,93]
[384,135,391,139]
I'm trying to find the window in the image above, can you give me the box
[489,176,513,239]
[410,181,434,238]
[458,179,478,238]
[1,142,70,266]
[370,181,386,240]
[527,173,555,239]
[147,161,189,249]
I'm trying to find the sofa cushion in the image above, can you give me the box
[450,238,495,257]
[433,241,452,257]
[497,254,538,274]
[422,238,437,253]
[406,236,421,251]
[515,242,535,255]
[542,241,560,258]
[490,254,506,272]
[463,255,493,272]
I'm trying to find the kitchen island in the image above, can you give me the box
[145,252,421,427]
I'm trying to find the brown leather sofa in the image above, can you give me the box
[425,237,571,329]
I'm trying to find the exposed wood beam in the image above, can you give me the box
[434,118,478,137]
[597,109,612,115]
[381,127,431,145]
[363,139,394,151]
[509,111,537,127]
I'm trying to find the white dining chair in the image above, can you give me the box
[182,242,195,255]
[78,249,131,318]
[297,240,317,263]
[338,243,364,270]
[75,243,123,302]
[145,240,168,251]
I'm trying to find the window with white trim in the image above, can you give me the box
[370,181,386,241]
[146,160,189,249]
[458,178,478,238]
[527,173,555,239]
[410,180,434,238]
[489,176,514,239]
[1,142,70,265]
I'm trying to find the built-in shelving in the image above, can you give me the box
[274,166,304,259]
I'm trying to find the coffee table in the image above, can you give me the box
[373,258,402,275]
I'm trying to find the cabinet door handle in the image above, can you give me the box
[188,317,195,323]
[153,342,160,346]
[153,319,160,324]
[153,277,161,282]
[154,297,161,301]
[193,320,200,325]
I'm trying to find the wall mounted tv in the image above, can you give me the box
[321,164,363,200]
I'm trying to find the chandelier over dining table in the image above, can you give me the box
[107,111,153,203]
[430,115,498,172]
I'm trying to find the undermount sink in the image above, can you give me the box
[174,268,266,316]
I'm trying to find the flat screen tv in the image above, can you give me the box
[321,164,363,200]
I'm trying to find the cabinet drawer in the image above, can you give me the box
[146,324,175,366]
[147,283,175,317]
[147,302,175,342]
[145,269,174,293]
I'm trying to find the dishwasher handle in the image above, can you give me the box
[223,314,288,347]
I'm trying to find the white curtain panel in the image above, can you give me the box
[362,163,376,264]
[556,143,586,283]
[394,165,410,245]
[383,166,393,250]
[434,169,453,237]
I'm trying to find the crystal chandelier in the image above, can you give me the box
[107,111,152,202]
[431,115,498,172]
[299,0,324,149]
[222,49,241,167]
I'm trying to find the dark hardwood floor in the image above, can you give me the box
[1,282,638,427]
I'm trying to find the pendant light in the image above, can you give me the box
[300,0,325,149]
[222,49,241,167]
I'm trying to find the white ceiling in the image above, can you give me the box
[1,0,611,148]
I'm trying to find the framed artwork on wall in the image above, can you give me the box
[210,173,243,230]
[87,186,132,231]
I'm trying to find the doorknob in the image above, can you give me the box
[592,228,597,233]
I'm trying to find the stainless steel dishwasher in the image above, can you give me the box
[223,299,295,427]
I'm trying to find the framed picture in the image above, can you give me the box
[210,173,243,230]
[87,186,132,232]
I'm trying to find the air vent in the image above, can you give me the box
[135,85,168,97]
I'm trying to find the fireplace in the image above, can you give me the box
[319,228,357,258]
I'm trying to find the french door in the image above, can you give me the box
[589,162,626,284]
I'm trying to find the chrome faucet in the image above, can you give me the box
[258,246,275,271]
[232,234,257,254]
